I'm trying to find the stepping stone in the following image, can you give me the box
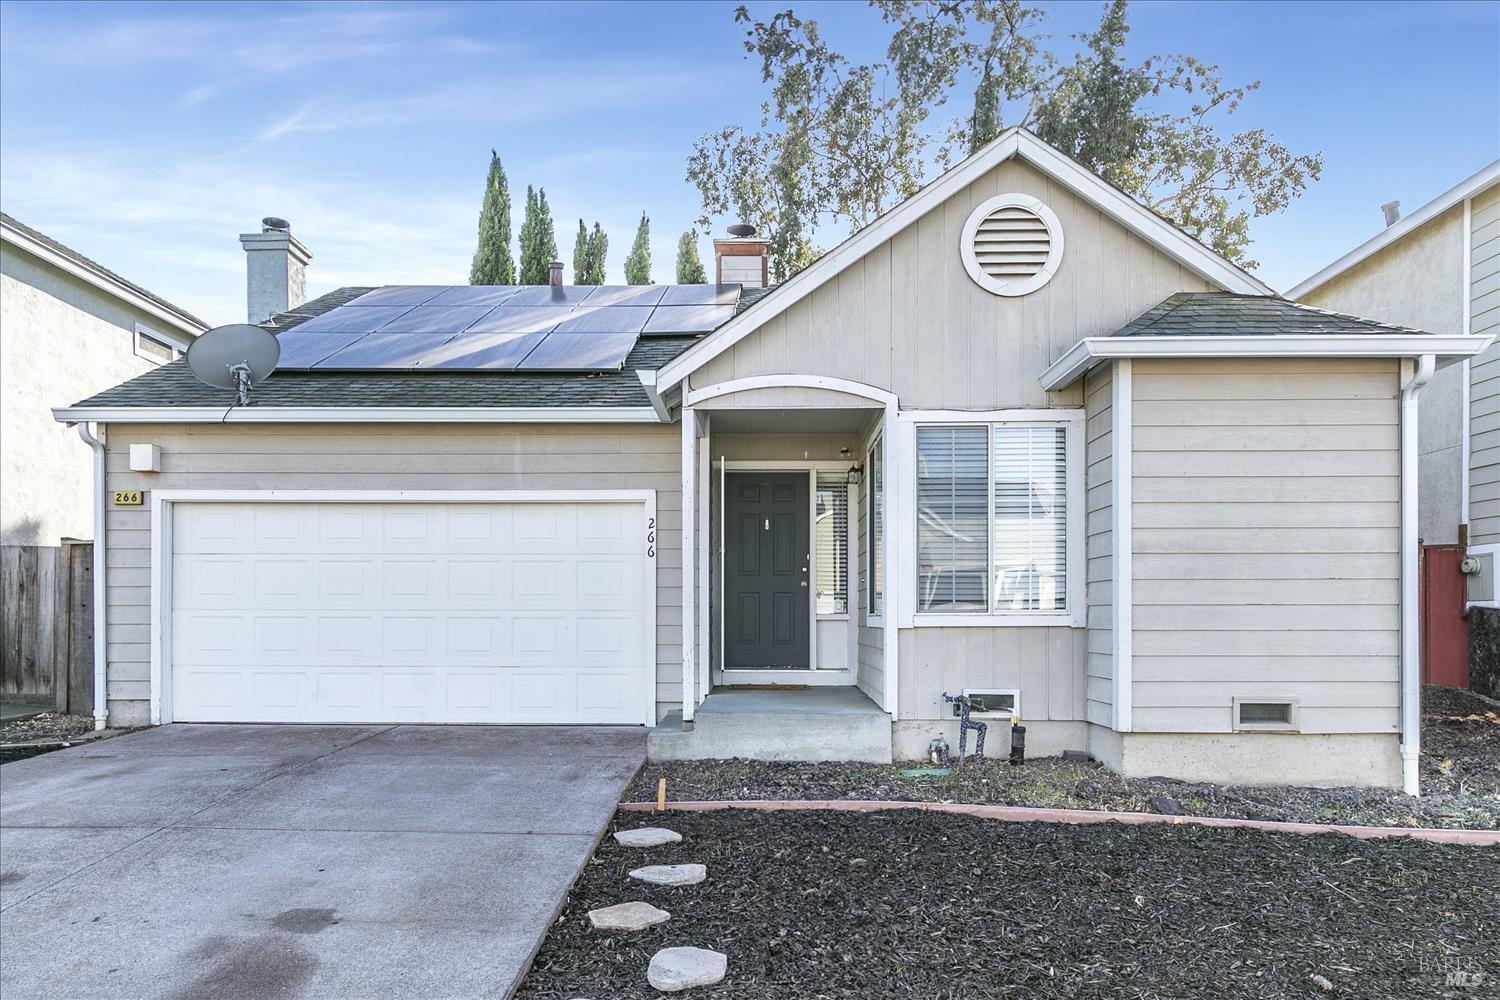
[647,946,727,992]
[629,863,706,887]
[614,827,683,848]
[587,901,670,931]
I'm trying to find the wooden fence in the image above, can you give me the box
[0,543,94,714]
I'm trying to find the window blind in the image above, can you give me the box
[993,425,1067,612]
[916,425,989,612]
[869,440,884,615]
[815,472,849,614]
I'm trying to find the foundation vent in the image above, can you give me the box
[1233,699,1298,731]
[961,194,1064,297]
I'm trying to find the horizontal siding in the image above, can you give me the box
[897,625,1086,723]
[1472,182,1500,544]
[101,422,685,721]
[1129,359,1401,735]
[1084,367,1113,727]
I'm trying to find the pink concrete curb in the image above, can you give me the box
[618,799,1500,846]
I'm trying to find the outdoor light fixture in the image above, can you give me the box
[846,464,863,486]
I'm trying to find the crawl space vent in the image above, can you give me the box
[960,194,1064,297]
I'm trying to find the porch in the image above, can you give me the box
[648,685,892,762]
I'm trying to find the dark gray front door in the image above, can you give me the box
[724,472,810,669]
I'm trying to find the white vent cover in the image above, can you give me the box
[960,193,1064,297]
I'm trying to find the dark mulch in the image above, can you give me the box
[517,809,1496,999]
[0,745,64,766]
[628,687,1500,830]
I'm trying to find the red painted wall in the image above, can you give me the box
[1420,546,1470,688]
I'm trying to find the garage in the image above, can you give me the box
[166,495,655,725]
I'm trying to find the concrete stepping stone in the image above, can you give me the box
[613,827,683,848]
[628,863,706,887]
[587,901,670,931]
[647,946,727,992]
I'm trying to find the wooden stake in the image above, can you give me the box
[656,778,667,813]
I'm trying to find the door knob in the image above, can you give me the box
[799,581,808,588]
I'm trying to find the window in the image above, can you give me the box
[867,437,884,617]
[814,472,849,615]
[134,324,178,365]
[916,421,1069,617]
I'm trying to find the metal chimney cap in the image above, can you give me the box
[262,216,291,233]
[1380,201,1401,227]
[726,223,756,238]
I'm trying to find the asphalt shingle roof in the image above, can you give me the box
[72,286,701,409]
[1109,292,1431,338]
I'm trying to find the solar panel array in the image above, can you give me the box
[275,284,742,372]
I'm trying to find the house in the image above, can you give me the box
[1289,161,1500,688]
[2,213,207,547]
[53,130,1491,793]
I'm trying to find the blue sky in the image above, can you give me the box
[1,0,1496,325]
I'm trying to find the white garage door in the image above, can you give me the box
[169,500,651,724]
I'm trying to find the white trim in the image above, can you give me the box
[960,688,1022,721]
[1112,361,1134,733]
[1287,160,1500,299]
[864,429,886,626]
[718,455,726,674]
[881,401,898,720]
[1461,196,1474,531]
[147,489,659,727]
[637,369,671,422]
[897,408,1086,630]
[681,406,698,722]
[133,323,186,364]
[685,374,897,408]
[697,416,712,709]
[76,423,109,730]
[1399,357,1435,796]
[960,193,1065,297]
[1,217,208,337]
[657,128,1271,392]
[1040,335,1491,391]
[54,405,662,424]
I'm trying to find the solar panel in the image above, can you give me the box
[503,284,596,306]
[659,283,740,305]
[466,306,571,335]
[374,305,494,334]
[425,285,523,306]
[285,304,416,334]
[643,303,736,334]
[275,330,368,368]
[518,330,637,371]
[552,305,652,335]
[345,285,448,307]
[316,332,456,369]
[582,285,669,307]
[417,331,547,370]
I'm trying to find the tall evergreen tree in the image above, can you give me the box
[624,212,651,284]
[572,219,591,284]
[586,223,609,284]
[518,185,558,284]
[469,150,514,284]
[675,230,706,283]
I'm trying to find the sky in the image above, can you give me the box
[1,0,1497,326]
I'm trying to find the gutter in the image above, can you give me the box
[1399,355,1435,796]
[52,405,662,425]
[75,422,109,731]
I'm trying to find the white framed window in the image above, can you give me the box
[134,324,179,365]
[903,410,1083,628]
[814,471,850,616]
[866,435,884,620]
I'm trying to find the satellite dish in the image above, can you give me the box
[187,324,280,405]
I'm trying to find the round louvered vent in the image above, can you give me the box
[960,194,1064,297]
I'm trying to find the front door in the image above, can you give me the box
[724,472,810,669]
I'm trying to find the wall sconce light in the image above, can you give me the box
[847,464,863,486]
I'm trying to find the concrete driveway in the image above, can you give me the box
[0,724,643,1000]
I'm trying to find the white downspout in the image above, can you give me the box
[1399,355,1434,795]
[76,422,109,731]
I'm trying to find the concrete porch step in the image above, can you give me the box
[648,687,892,763]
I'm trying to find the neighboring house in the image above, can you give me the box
[1289,162,1500,685]
[2,213,207,546]
[54,130,1490,794]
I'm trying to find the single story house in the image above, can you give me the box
[55,129,1491,793]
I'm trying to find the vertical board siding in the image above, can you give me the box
[0,543,93,710]
[1129,359,1402,734]
[101,423,683,722]
[1471,183,1500,545]
[1084,367,1114,726]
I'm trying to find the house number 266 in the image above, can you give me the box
[645,517,656,558]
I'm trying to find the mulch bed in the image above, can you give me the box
[627,686,1500,831]
[517,809,1497,999]
[0,712,96,746]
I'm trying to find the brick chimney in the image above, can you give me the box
[239,217,312,324]
[713,224,768,288]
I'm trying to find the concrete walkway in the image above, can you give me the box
[0,723,644,1000]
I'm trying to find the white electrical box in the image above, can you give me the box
[128,443,161,473]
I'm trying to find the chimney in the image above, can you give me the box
[713,224,769,288]
[548,260,565,287]
[239,217,312,324]
[1381,200,1401,227]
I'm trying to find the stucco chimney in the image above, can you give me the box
[1381,201,1401,227]
[714,224,769,288]
[239,217,312,324]
[548,260,564,286]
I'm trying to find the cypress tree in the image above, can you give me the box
[572,219,591,284]
[469,150,514,285]
[518,185,558,284]
[624,212,651,284]
[586,223,609,285]
[675,230,706,283]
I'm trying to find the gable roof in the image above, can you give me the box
[1,211,209,336]
[654,128,1275,394]
[1109,292,1428,338]
[1286,159,1500,299]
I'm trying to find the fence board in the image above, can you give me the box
[0,544,94,713]
[68,543,95,714]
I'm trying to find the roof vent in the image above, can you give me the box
[261,216,291,233]
[1381,200,1401,227]
[960,194,1064,297]
[726,223,756,238]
